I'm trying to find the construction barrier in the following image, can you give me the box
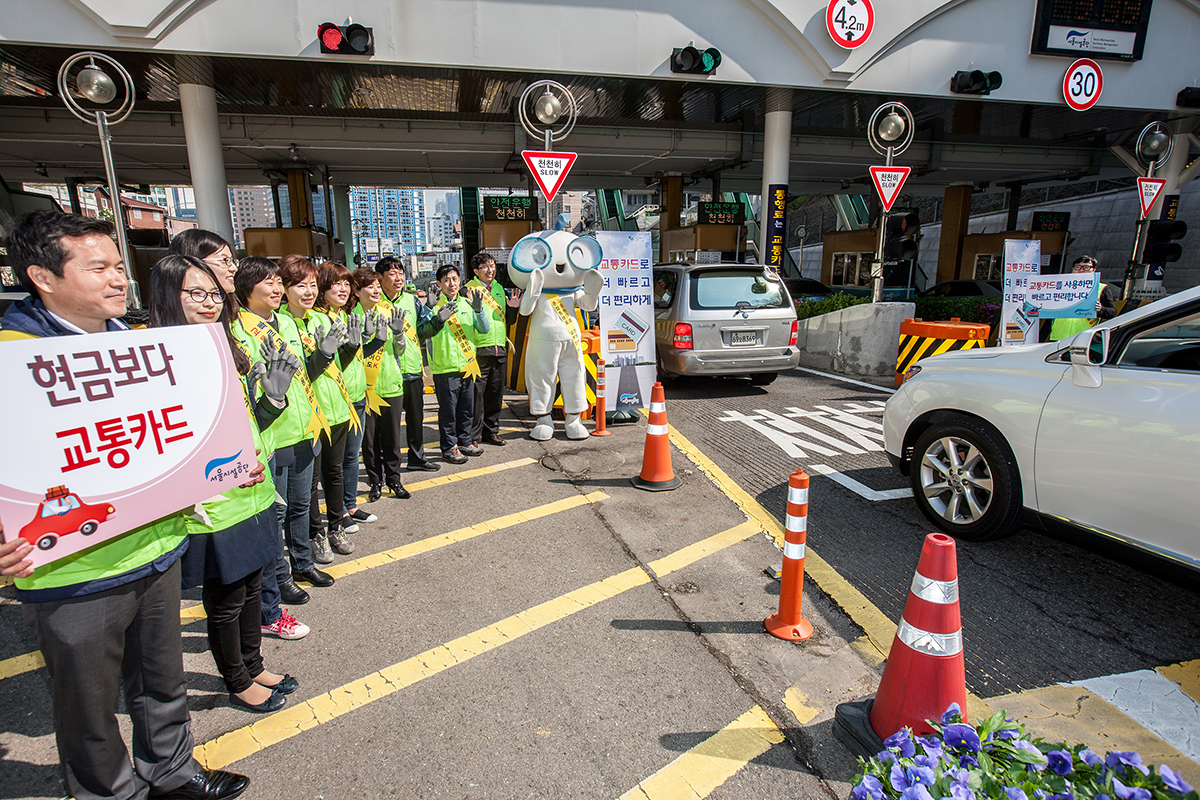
[895,317,990,385]
[833,532,967,757]
[764,469,813,641]
[631,382,682,492]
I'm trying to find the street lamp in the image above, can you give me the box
[351,218,367,265]
[57,52,141,308]
[866,102,915,303]
[1124,121,1175,298]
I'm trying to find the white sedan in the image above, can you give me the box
[884,285,1200,570]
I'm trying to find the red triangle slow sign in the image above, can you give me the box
[1136,177,1165,219]
[521,150,577,203]
[869,166,911,212]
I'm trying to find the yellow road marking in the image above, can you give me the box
[321,491,608,580]
[618,705,783,800]
[320,456,537,513]
[195,520,762,769]
[1158,659,1200,707]
[782,687,821,725]
[0,651,45,682]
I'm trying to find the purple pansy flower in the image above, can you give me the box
[901,786,934,800]
[1005,787,1029,800]
[942,703,963,725]
[1047,793,1075,800]
[1047,750,1073,776]
[943,723,983,753]
[885,728,917,759]
[959,754,979,768]
[890,763,910,792]
[1105,752,1149,777]
[1160,765,1194,795]
[1112,778,1151,800]
[1079,750,1101,767]
[950,784,975,800]
[1014,740,1048,770]
[852,774,885,800]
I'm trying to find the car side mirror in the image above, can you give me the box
[1069,328,1107,388]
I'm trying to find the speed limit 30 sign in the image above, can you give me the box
[1063,58,1103,111]
[826,0,874,49]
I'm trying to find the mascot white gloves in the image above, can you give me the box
[508,231,604,440]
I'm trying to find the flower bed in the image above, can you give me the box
[851,705,1197,800]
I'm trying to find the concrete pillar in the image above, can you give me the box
[286,169,314,228]
[333,184,354,266]
[176,56,234,245]
[758,87,793,268]
[937,184,973,283]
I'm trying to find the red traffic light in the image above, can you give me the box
[317,22,374,56]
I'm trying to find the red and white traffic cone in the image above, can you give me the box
[765,469,814,641]
[631,382,682,491]
[869,532,967,738]
[834,532,967,756]
[592,359,610,437]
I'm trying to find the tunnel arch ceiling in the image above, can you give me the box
[0,0,1196,194]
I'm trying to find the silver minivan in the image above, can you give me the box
[652,263,800,386]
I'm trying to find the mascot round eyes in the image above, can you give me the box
[566,237,602,271]
[510,236,553,273]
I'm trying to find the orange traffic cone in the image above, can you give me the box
[765,469,814,641]
[869,532,967,738]
[631,382,682,492]
[834,532,967,755]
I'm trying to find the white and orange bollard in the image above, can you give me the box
[765,469,814,641]
[591,359,610,437]
[631,382,682,491]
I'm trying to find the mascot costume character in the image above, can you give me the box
[508,228,604,440]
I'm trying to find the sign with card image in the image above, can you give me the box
[0,324,257,569]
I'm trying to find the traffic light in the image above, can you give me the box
[317,22,374,56]
[883,212,920,262]
[1143,219,1187,264]
[670,46,721,75]
[950,70,1003,95]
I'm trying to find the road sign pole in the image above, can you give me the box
[872,148,893,303]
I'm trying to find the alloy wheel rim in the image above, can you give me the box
[919,435,994,525]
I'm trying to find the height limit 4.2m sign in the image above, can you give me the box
[521,150,577,204]
[826,0,874,49]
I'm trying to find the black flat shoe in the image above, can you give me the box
[292,567,335,587]
[230,690,286,713]
[367,483,383,503]
[406,461,440,472]
[278,579,310,605]
[258,673,298,695]
[482,434,507,446]
[387,482,411,499]
[151,768,250,799]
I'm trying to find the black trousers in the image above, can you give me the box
[23,559,200,800]
[472,352,507,442]
[202,567,265,694]
[365,395,406,486]
[311,420,349,534]
[402,375,431,467]
[432,371,474,451]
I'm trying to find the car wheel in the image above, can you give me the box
[80,521,99,535]
[748,373,777,386]
[37,534,58,550]
[909,418,1022,542]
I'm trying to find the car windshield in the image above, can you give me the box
[41,496,80,517]
[690,270,787,310]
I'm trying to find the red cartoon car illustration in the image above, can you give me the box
[18,486,115,551]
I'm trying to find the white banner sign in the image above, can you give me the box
[595,231,657,411]
[0,325,257,568]
[1000,239,1043,346]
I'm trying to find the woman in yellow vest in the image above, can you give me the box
[1049,255,1118,341]
[148,255,300,713]
[315,262,387,537]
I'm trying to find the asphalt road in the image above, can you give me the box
[662,367,1200,698]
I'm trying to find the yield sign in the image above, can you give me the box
[869,166,911,212]
[521,150,577,203]
[1136,177,1165,218]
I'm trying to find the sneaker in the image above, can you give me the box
[312,533,334,564]
[328,527,355,555]
[261,609,310,640]
[442,447,468,465]
[341,515,359,534]
[460,444,484,457]
[349,508,378,523]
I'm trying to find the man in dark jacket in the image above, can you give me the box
[0,211,249,800]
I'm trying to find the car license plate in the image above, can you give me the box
[730,331,757,346]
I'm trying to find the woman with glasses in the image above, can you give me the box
[169,229,239,298]
[1048,255,1118,341]
[149,255,300,713]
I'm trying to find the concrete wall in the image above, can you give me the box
[795,301,914,378]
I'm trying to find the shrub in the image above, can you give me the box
[912,297,1002,330]
[795,292,874,321]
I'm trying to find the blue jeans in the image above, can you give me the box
[275,441,317,574]
[343,399,367,511]
[432,371,475,452]
[261,455,283,626]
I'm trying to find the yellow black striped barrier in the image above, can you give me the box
[895,318,991,385]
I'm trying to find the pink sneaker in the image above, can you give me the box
[261,608,310,640]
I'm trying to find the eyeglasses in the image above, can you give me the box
[182,288,226,303]
[206,256,236,268]
[1073,262,1096,271]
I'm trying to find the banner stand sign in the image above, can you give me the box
[1001,239,1042,346]
[595,231,656,411]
